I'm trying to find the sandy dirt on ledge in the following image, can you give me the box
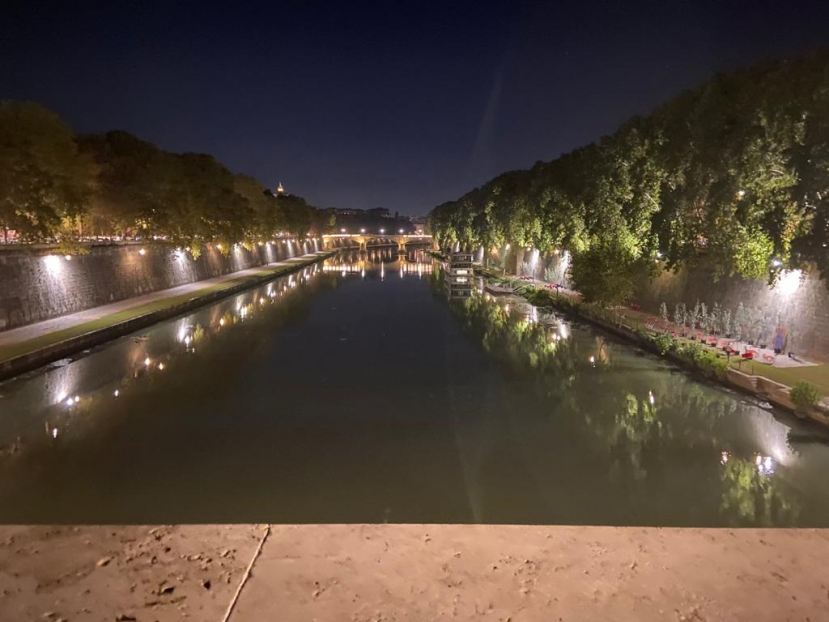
[2,524,829,621]
[0,524,262,621]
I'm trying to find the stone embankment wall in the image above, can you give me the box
[634,266,829,363]
[0,239,323,331]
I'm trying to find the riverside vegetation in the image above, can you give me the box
[429,51,829,301]
[0,102,327,253]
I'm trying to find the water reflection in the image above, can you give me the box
[0,254,827,525]
[0,263,326,457]
[431,269,829,526]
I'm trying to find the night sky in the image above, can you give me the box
[3,1,829,215]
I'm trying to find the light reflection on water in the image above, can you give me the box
[0,252,828,526]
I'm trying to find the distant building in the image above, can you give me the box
[326,207,358,216]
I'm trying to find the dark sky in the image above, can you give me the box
[3,1,829,215]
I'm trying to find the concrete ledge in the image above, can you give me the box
[2,524,828,621]
[0,252,333,382]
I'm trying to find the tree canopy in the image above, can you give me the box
[0,104,326,248]
[429,51,829,300]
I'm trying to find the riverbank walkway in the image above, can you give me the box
[1,523,827,621]
[0,251,332,373]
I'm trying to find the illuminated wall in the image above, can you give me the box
[0,239,321,331]
[634,265,829,363]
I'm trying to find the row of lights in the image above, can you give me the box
[49,265,321,437]
[341,228,406,234]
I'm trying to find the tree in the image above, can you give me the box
[569,237,637,305]
[0,101,91,242]
[234,174,283,241]
[78,131,176,238]
[429,50,829,290]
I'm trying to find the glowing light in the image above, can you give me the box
[776,269,802,297]
[219,318,225,327]
[771,258,782,267]
[138,248,147,256]
[755,454,775,476]
[720,451,729,465]
[44,255,63,274]
[380,229,385,234]
[736,189,746,198]
[64,255,72,261]
[217,244,223,250]
[65,398,74,407]
[144,357,151,366]
[114,390,120,397]
[341,228,346,233]
[52,428,58,439]
[158,363,165,370]
[649,390,655,405]
[360,228,366,233]
[177,326,190,343]
[589,356,595,365]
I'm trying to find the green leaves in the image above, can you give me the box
[429,50,829,291]
[2,104,323,246]
[0,101,91,241]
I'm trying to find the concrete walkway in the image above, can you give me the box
[1,524,827,621]
[0,252,330,351]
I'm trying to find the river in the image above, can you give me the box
[1,249,828,525]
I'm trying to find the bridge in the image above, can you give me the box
[322,233,434,252]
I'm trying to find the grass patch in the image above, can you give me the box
[728,359,829,397]
[0,254,330,364]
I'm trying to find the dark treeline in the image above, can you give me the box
[429,51,829,301]
[0,102,326,254]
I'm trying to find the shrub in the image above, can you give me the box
[652,333,674,355]
[790,381,822,412]
[696,352,728,378]
[675,341,704,362]
[636,329,674,355]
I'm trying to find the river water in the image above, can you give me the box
[1,249,828,525]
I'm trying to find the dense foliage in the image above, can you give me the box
[429,51,829,301]
[789,381,822,412]
[0,102,325,248]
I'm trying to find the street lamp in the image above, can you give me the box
[341,228,346,234]
[380,228,385,234]
[360,228,366,233]
[399,229,403,234]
